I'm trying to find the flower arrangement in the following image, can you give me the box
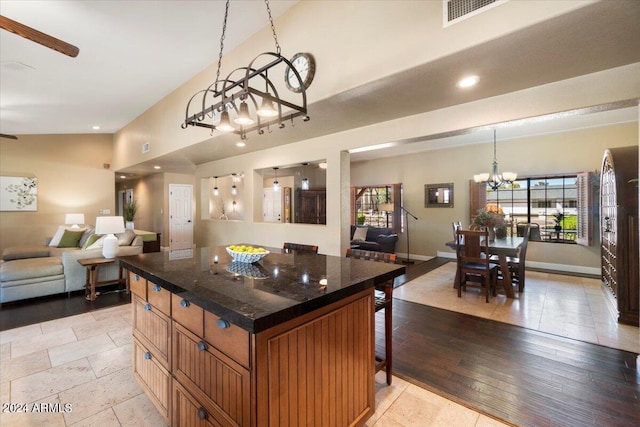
[472,208,505,229]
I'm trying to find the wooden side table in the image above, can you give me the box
[78,257,128,301]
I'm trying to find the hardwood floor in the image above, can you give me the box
[0,286,131,331]
[2,258,638,427]
[385,258,640,427]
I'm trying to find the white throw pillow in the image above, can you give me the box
[352,227,368,241]
[48,225,68,247]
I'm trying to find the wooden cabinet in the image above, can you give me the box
[173,322,250,426]
[133,295,171,368]
[128,268,376,426]
[133,337,171,421]
[600,146,639,326]
[295,188,326,224]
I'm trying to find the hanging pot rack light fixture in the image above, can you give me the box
[181,0,311,140]
[473,129,517,191]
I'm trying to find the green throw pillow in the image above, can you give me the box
[82,233,102,249]
[57,229,85,248]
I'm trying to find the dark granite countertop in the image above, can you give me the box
[118,246,405,333]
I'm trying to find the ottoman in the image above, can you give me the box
[0,257,65,303]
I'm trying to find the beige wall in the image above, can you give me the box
[0,134,115,253]
[352,123,638,272]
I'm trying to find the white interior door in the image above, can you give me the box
[263,188,282,223]
[169,184,193,250]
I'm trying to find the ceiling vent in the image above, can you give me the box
[444,0,507,26]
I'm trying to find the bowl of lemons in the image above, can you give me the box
[226,245,269,264]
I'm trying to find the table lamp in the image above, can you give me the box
[65,213,85,229]
[95,216,125,259]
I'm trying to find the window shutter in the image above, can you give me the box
[576,172,597,246]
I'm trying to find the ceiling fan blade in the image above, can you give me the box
[0,15,79,58]
[0,134,18,140]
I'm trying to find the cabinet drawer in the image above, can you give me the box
[173,322,250,427]
[173,381,223,427]
[132,295,170,368]
[147,280,171,316]
[172,294,203,336]
[129,272,147,300]
[133,338,171,422]
[204,311,250,368]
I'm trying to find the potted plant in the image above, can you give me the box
[472,208,504,240]
[552,211,564,232]
[124,199,138,230]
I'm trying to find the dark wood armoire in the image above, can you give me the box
[600,146,639,326]
[295,188,326,224]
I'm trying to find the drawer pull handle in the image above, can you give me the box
[144,351,152,360]
[217,319,230,329]
[180,299,190,308]
[197,341,208,352]
[144,303,152,311]
[197,407,208,420]
[133,274,140,281]
[152,285,161,293]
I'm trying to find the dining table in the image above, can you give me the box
[446,236,524,298]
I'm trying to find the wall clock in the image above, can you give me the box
[285,52,315,93]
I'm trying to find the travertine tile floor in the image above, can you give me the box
[0,303,509,426]
[395,262,639,353]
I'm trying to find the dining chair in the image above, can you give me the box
[282,242,319,253]
[455,229,498,303]
[346,248,396,385]
[495,224,530,292]
[451,221,463,241]
[518,222,541,241]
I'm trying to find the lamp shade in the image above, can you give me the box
[65,213,85,228]
[95,216,125,259]
[379,203,394,212]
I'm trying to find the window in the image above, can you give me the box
[352,184,402,232]
[486,175,579,243]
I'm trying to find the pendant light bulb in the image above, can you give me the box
[217,110,235,132]
[273,167,280,191]
[257,98,278,117]
[234,101,254,125]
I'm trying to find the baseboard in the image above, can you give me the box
[435,250,600,277]
[395,253,434,262]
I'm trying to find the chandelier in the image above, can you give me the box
[181,0,310,140]
[473,129,517,190]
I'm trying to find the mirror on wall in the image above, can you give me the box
[202,173,244,221]
[425,183,454,208]
[257,161,327,224]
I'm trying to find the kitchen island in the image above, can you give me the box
[119,246,405,426]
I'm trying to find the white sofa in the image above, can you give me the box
[1,227,143,303]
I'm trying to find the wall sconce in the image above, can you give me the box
[213,176,219,196]
[232,200,237,212]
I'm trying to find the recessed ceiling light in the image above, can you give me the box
[153,165,161,170]
[92,125,101,130]
[236,141,246,147]
[457,75,479,88]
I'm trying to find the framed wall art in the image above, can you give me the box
[425,183,453,208]
[0,176,38,211]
